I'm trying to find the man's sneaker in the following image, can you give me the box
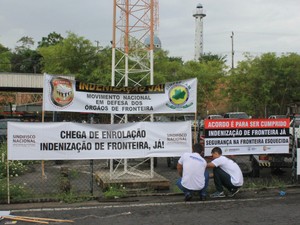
[228,188,240,197]
[210,191,225,198]
[184,193,192,201]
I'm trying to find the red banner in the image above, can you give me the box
[204,118,290,129]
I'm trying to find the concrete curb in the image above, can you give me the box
[1,185,299,212]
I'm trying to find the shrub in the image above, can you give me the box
[0,142,30,178]
[103,184,126,199]
[0,179,29,201]
[58,191,92,203]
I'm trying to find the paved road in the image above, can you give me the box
[2,187,300,225]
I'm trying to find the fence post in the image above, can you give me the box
[6,154,10,204]
[90,160,94,196]
[89,114,94,196]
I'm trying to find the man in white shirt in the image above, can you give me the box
[207,147,243,198]
[176,143,209,201]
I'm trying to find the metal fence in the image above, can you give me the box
[1,154,299,204]
[1,156,179,204]
[3,160,100,203]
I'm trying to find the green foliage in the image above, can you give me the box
[58,191,92,203]
[243,177,287,190]
[181,59,228,115]
[103,184,126,199]
[38,32,99,77]
[10,36,42,73]
[38,32,64,48]
[1,31,300,117]
[76,46,112,85]
[154,49,184,84]
[0,43,12,72]
[68,169,80,179]
[0,179,29,201]
[198,52,227,64]
[227,53,300,116]
[0,143,31,179]
[15,36,34,51]
[11,48,42,73]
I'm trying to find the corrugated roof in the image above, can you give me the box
[0,73,75,92]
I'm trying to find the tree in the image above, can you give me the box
[76,46,112,85]
[15,36,34,52]
[198,52,227,64]
[38,32,100,78]
[178,59,228,116]
[226,53,300,117]
[154,49,184,84]
[37,32,64,48]
[11,36,42,73]
[0,43,12,72]
[277,53,300,110]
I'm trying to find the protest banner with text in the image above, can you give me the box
[43,74,197,114]
[7,121,191,160]
[204,118,290,156]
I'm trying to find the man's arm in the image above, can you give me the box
[206,162,216,168]
[177,163,183,177]
[206,162,216,178]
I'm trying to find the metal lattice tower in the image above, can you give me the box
[111,0,157,123]
[193,3,206,61]
[112,0,156,87]
[110,0,158,178]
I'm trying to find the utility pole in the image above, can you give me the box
[231,31,234,69]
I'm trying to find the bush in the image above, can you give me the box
[103,184,126,199]
[0,179,29,201]
[0,142,31,178]
[58,191,92,203]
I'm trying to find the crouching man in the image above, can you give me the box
[207,147,243,198]
[176,143,209,201]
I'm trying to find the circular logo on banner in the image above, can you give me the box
[50,77,74,107]
[166,81,193,110]
[168,84,189,106]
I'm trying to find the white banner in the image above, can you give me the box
[204,118,290,156]
[43,74,197,114]
[7,121,192,160]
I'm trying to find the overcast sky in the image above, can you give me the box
[1,0,299,65]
